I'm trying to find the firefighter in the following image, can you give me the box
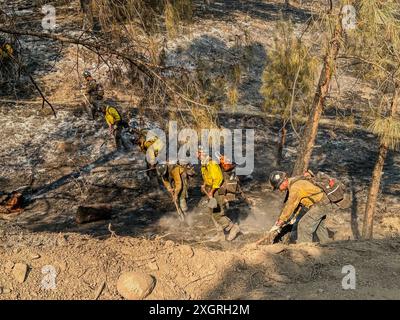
[83,70,104,119]
[137,129,165,168]
[197,148,240,241]
[216,153,252,206]
[103,104,128,150]
[0,41,14,61]
[157,160,195,214]
[0,40,15,85]
[268,170,330,243]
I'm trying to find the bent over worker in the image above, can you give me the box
[157,160,195,214]
[268,171,331,243]
[197,148,240,241]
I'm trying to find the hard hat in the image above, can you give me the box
[83,70,91,78]
[269,171,288,190]
[156,163,168,177]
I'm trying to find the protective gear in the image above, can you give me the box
[201,158,223,190]
[226,223,241,241]
[137,130,164,166]
[86,78,104,100]
[278,178,325,223]
[104,106,121,126]
[276,178,332,244]
[217,153,236,172]
[83,70,91,78]
[269,171,288,190]
[161,164,189,216]
[295,204,329,243]
[269,224,282,233]
[156,163,168,177]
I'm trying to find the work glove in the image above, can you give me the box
[269,220,284,233]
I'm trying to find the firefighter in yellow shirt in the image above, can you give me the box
[103,104,127,150]
[197,148,240,241]
[268,171,330,243]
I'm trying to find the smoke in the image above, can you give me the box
[238,191,284,233]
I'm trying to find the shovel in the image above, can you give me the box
[255,230,279,245]
[170,193,186,222]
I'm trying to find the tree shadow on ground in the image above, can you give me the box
[195,0,314,24]
[167,34,267,107]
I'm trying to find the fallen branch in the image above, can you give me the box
[9,55,57,117]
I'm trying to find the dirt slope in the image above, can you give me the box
[1,222,399,300]
[1,0,399,300]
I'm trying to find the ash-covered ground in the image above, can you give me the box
[0,0,399,300]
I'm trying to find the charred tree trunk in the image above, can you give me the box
[361,143,388,239]
[277,123,287,166]
[362,85,399,239]
[291,11,343,176]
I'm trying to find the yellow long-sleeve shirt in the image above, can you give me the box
[201,159,223,189]
[278,178,324,222]
[105,106,121,126]
[162,165,184,194]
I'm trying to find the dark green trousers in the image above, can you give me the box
[205,186,232,231]
[295,204,329,243]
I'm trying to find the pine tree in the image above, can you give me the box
[291,2,345,175]
[346,0,400,239]
[260,19,317,165]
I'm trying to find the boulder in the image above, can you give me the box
[117,272,155,300]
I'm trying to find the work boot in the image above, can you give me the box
[226,223,241,241]
[180,198,188,212]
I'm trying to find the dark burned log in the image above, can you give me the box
[75,204,113,224]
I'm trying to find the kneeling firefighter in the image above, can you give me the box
[197,148,241,241]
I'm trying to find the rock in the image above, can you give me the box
[12,263,29,283]
[179,245,194,258]
[117,272,155,300]
[0,287,11,294]
[317,288,324,293]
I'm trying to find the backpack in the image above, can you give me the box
[96,82,104,99]
[305,171,346,204]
